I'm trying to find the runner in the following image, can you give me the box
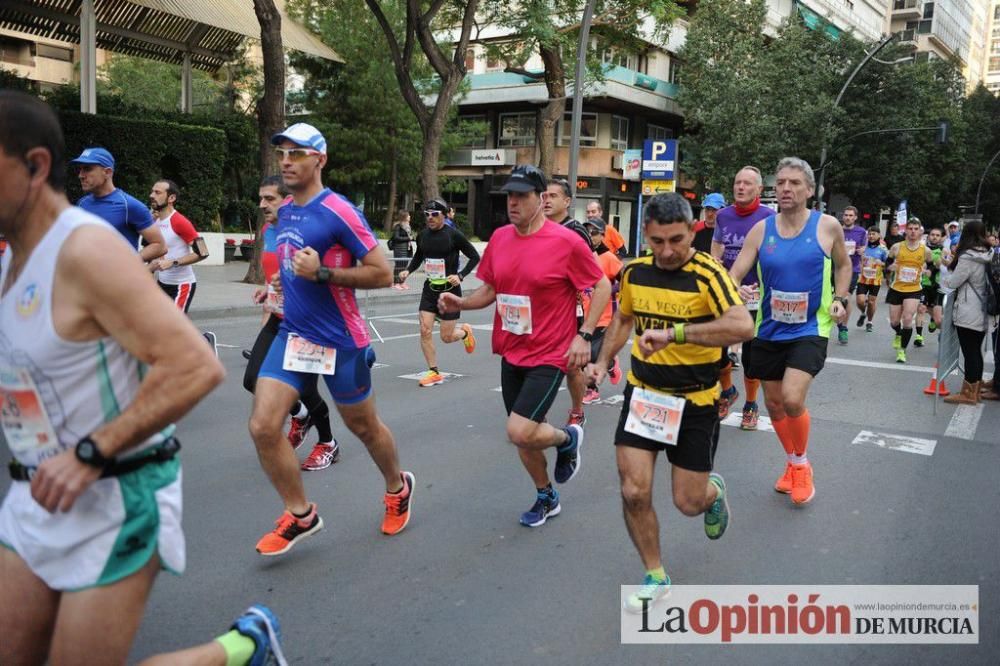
[914,226,947,345]
[587,192,753,612]
[245,175,340,471]
[398,197,480,387]
[729,157,851,505]
[0,90,289,666]
[438,164,610,527]
[250,123,413,554]
[886,217,935,364]
[586,199,627,257]
[693,192,723,253]
[836,206,867,345]
[545,178,593,426]
[711,166,774,429]
[855,225,889,332]
[580,216,624,404]
[148,179,208,311]
[70,146,166,263]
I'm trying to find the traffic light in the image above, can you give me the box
[936,120,949,145]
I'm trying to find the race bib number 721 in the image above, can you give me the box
[624,387,685,445]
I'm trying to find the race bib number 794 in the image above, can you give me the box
[496,294,532,335]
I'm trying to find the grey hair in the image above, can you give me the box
[775,157,815,189]
[737,165,763,186]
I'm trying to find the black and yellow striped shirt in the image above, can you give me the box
[619,251,742,406]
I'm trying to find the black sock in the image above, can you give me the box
[537,484,554,497]
[430,366,439,373]
[292,505,313,519]
[305,399,334,443]
[916,326,923,336]
[892,323,901,335]
[901,327,913,349]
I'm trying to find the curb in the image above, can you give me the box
[188,289,435,322]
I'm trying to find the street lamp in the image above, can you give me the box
[567,0,598,201]
[975,147,1000,215]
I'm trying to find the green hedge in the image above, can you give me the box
[59,111,227,230]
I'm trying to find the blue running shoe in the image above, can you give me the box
[554,424,583,483]
[624,573,672,614]
[232,604,288,666]
[519,490,561,527]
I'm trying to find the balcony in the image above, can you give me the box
[897,29,918,47]
[892,0,922,19]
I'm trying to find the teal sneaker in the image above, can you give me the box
[231,605,287,666]
[624,573,672,614]
[837,328,848,345]
[704,473,730,540]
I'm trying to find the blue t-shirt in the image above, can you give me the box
[276,188,379,350]
[77,189,154,250]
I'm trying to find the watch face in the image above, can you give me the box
[79,441,94,458]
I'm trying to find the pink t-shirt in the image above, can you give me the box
[477,221,605,372]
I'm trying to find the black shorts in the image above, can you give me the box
[856,282,880,297]
[500,360,565,423]
[921,287,942,308]
[159,280,197,313]
[419,281,462,321]
[747,336,828,381]
[848,272,859,295]
[741,338,756,379]
[886,288,922,306]
[614,384,720,472]
[589,327,608,365]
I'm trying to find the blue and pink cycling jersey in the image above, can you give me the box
[275,188,378,350]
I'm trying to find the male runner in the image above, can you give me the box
[886,217,935,363]
[245,175,340,471]
[729,157,850,505]
[544,178,593,426]
[439,164,610,527]
[914,226,947,345]
[581,217,624,404]
[836,206,867,345]
[250,123,413,554]
[398,197,479,387]
[71,146,166,263]
[0,90,285,666]
[693,192,723,253]
[855,226,889,332]
[148,179,208,311]
[588,193,753,612]
[586,199,627,257]
[711,166,773,429]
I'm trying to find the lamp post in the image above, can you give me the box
[567,0,598,201]
[815,33,898,212]
[975,147,1000,215]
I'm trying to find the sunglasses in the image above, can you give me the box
[424,210,442,217]
[588,229,603,236]
[274,147,321,162]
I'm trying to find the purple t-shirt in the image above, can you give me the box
[712,203,774,285]
[842,224,867,273]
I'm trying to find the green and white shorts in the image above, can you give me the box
[0,458,184,591]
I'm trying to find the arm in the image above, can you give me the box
[292,244,393,289]
[710,240,725,262]
[439,282,497,314]
[403,233,425,275]
[138,224,167,264]
[728,221,764,284]
[637,305,754,359]
[589,309,634,385]
[455,233,481,279]
[942,255,972,290]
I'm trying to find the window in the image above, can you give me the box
[647,124,673,141]
[464,48,475,71]
[994,5,1000,21]
[611,115,629,151]
[602,48,636,70]
[990,56,1000,72]
[36,43,72,62]
[917,19,931,33]
[668,59,681,85]
[458,115,487,148]
[498,112,535,147]
[486,51,503,72]
[557,112,597,147]
[922,2,934,20]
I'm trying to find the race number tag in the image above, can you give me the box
[0,367,60,459]
[899,266,919,283]
[426,258,446,281]
[576,303,584,318]
[624,387,685,446]
[845,240,857,256]
[265,284,284,315]
[496,294,532,335]
[770,290,809,324]
[862,260,879,280]
[282,333,337,375]
[744,288,761,311]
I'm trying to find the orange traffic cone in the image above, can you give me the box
[923,366,950,397]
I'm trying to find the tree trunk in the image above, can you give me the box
[384,138,398,233]
[246,0,285,284]
[537,43,567,178]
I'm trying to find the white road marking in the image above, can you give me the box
[720,412,775,432]
[491,386,566,392]
[825,356,936,373]
[944,404,984,441]
[851,430,937,456]
[378,318,422,326]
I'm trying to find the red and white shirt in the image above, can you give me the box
[155,210,199,285]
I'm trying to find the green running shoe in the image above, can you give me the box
[705,473,730,540]
[913,334,924,347]
[896,349,907,364]
[624,573,672,614]
[892,334,902,350]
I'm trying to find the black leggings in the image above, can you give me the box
[244,315,333,440]
[956,326,986,383]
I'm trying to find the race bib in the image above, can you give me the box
[845,240,856,256]
[266,284,284,315]
[496,294,532,335]
[862,266,878,280]
[624,387,685,446]
[576,303,584,318]
[282,333,336,375]
[770,290,809,324]
[426,258,446,281]
[899,266,919,284]
[744,288,761,312]
[0,367,60,459]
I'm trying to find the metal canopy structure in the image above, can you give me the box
[0,0,341,112]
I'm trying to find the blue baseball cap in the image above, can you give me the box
[701,192,725,209]
[271,123,327,154]
[70,147,115,169]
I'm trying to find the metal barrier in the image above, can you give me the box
[360,256,420,343]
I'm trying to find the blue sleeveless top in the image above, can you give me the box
[755,210,833,341]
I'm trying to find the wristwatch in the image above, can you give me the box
[75,436,111,470]
[316,266,332,283]
[577,330,594,342]
[834,296,849,308]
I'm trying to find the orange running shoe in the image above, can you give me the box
[774,463,793,494]
[255,504,323,556]
[418,370,444,387]
[461,323,476,354]
[382,471,415,535]
[790,463,815,504]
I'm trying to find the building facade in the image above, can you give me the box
[986,1,1000,92]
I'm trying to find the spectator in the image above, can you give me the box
[389,209,414,290]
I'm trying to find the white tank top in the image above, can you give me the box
[155,209,198,286]
[0,206,172,468]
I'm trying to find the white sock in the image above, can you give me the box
[292,402,308,419]
[789,454,808,466]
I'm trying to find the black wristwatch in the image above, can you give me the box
[75,436,111,470]
[577,329,594,342]
[316,266,332,283]
[834,296,849,308]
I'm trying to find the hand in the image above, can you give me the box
[270,273,282,294]
[564,335,590,369]
[438,292,463,314]
[585,362,607,386]
[31,449,103,513]
[292,246,321,280]
[738,284,756,303]
[252,287,267,304]
[856,246,864,256]
[446,274,461,287]
[830,301,846,323]
[637,329,672,358]
[399,270,410,281]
